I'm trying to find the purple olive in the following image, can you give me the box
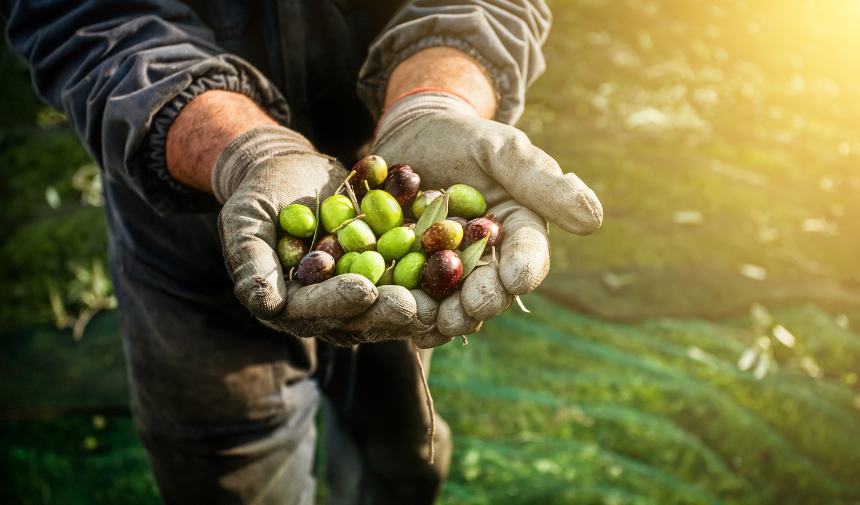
[421,220,463,255]
[462,215,504,249]
[314,235,344,263]
[447,216,468,228]
[296,250,335,285]
[383,166,421,211]
[420,250,463,299]
[402,222,416,231]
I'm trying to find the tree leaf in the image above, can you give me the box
[412,194,449,253]
[460,234,489,279]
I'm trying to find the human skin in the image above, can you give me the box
[165,47,497,190]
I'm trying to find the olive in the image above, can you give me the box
[320,195,356,233]
[411,190,443,219]
[446,184,487,219]
[421,220,463,254]
[276,236,309,269]
[335,251,360,275]
[314,234,344,263]
[377,227,416,262]
[420,250,463,299]
[336,219,377,253]
[387,163,415,177]
[360,189,403,236]
[349,251,386,285]
[350,155,387,198]
[462,215,504,249]
[383,165,421,211]
[393,252,426,289]
[279,204,316,238]
[296,250,335,285]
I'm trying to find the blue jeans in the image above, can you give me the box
[106,179,450,504]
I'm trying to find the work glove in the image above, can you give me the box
[214,126,420,345]
[367,90,603,348]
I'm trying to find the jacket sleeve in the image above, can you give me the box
[357,0,551,126]
[1,0,289,214]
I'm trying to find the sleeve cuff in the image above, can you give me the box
[357,4,551,126]
[141,54,291,214]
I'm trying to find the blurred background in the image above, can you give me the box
[2,0,859,503]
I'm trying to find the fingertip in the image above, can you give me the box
[461,264,513,321]
[437,291,483,337]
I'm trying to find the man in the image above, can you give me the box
[2,1,602,503]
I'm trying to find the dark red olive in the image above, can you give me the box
[421,221,463,254]
[420,250,463,299]
[296,250,335,285]
[383,166,421,211]
[462,215,504,249]
[314,235,344,263]
[387,163,415,177]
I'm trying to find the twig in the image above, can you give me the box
[336,170,356,196]
[411,340,436,465]
[330,214,367,234]
[343,174,361,211]
[461,335,468,346]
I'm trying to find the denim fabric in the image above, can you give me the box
[2,0,548,502]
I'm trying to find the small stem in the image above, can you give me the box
[491,246,497,264]
[336,170,356,195]
[344,176,361,211]
[289,267,295,282]
[363,180,371,193]
[330,214,366,234]
[411,340,435,465]
[514,295,531,313]
[461,335,468,346]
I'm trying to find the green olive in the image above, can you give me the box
[279,204,317,238]
[360,189,403,236]
[349,251,386,285]
[377,227,415,262]
[336,220,377,253]
[335,251,360,275]
[320,195,356,233]
[411,190,443,219]
[446,184,487,219]
[393,252,426,290]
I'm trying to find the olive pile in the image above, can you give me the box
[276,155,504,299]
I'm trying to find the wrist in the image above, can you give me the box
[166,90,279,194]
[211,125,316,203]
[374,90,481,148]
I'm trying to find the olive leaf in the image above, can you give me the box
[411,194,449,253]
[459,234,489,278]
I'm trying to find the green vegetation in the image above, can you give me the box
[2,0,860,503]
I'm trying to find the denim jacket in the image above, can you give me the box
[2,0,550,214]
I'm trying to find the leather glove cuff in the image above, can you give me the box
[374,91,481,149]
[212,125,316,204]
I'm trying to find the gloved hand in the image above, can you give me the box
[215,125,420,345]
[369,91,603,348]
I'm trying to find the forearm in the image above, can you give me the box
[384,47,497,119]
[166,90,277,193]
